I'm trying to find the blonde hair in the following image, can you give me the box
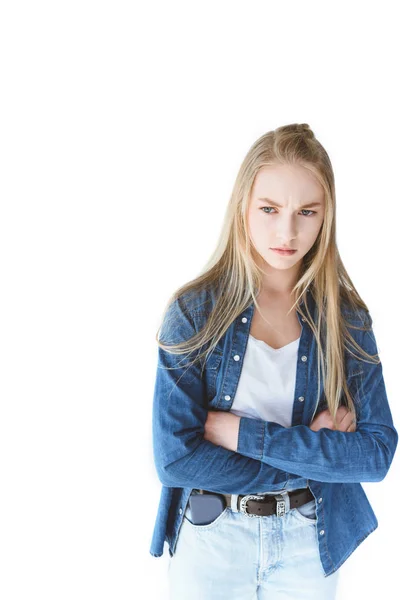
[156,122,379,428]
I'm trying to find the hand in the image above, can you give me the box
[204,410,241,452]
[310,406,357,433]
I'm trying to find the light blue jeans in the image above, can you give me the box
[168,491,340,599]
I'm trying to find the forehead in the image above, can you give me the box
[252,164,325,202]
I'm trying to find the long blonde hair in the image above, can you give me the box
[156,122,379,428]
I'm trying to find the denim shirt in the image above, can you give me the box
[149,285,398,577]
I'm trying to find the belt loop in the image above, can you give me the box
[282,492,290,512]
[274,490,291,516]
[281,490,291,513]
[230,494,239,513]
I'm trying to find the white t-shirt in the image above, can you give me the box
[230,334,316,519]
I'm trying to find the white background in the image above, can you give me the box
[1,1,399,598]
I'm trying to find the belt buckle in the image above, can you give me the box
[239,494,264,518]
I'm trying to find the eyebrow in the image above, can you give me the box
[257,197,322,208]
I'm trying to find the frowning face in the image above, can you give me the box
[247,163,325,272]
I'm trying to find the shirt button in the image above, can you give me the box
[179,508,183,515]
[224,395,231,401]
[298,396,304,402]
[301,317,306,322]
[301,355,307,362]
[319,529,325,536]
[318,498,322,503]
[233,355,240,361]
[242,317,248,323]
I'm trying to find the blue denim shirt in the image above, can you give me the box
[149,285,398,576]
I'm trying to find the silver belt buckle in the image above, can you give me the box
[239,494,264,518]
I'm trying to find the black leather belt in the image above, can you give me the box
[196,487,314,518]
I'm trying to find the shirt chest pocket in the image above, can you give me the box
[316,366,364,414]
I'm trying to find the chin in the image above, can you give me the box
[264,253,303,268]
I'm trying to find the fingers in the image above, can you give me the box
[341,412,354,431]
[347,410,357,432]
[335,407,357,432]
[310,406,357,433]
[346,420,356,432]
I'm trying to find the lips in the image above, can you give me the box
[272,248,295,251]
[271,248,297,255]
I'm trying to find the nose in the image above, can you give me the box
[276,216,297,244]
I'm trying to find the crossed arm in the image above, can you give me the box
[203,406,357,453]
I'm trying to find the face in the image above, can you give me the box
[247,163,325,277]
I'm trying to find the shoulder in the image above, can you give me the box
[341,302,372,330]
[162,285,215,332]
[304,288,371,330]
[175,284,217,317]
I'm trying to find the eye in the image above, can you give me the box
[260,207,317,217]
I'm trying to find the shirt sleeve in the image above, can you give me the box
[152,296,307,494]
[237,320,398,483]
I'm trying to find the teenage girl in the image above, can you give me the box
[149,123,398,599]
